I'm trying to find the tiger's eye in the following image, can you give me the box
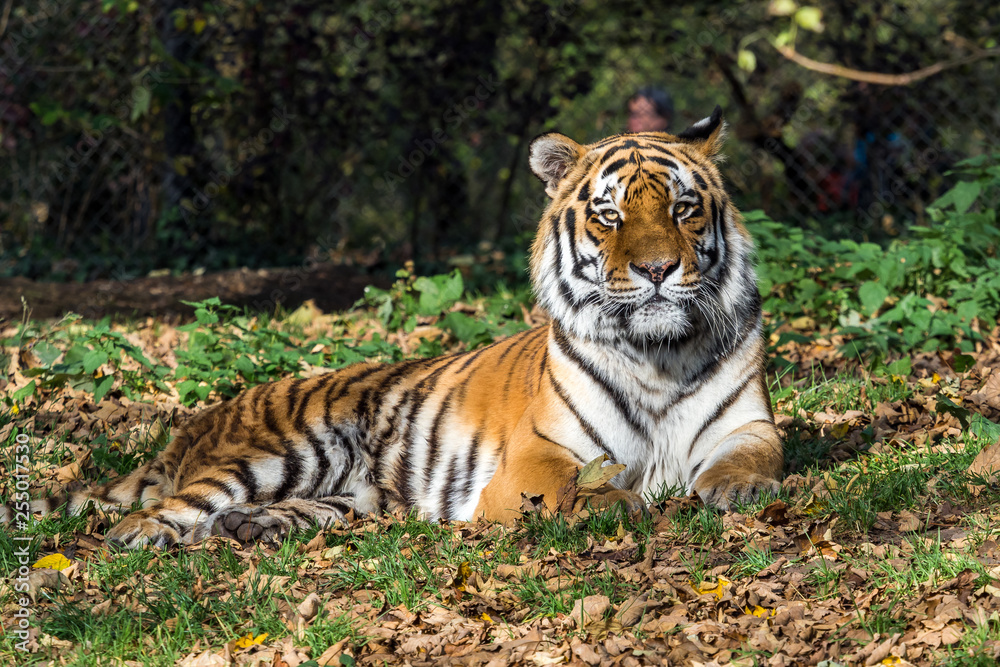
[674,203,689,216]
[602,210,620,223]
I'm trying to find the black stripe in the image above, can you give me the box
[293,381,333,497]
[327,363,387,406]
[285,379,306,422]
[439,453,460,520]
[373,388,414,458]
[328,428,357,492]
[173,493,220,515]
[687,376,754,456]
[395,353,469,506]
[496,326,545,366]
[536,345,548,395]
[190,477,236,499]
[689,459,705,483]
[133,477,159,500]
[316,497,353,515]
[600,158,629,179]
[425,384,458,479]
[460,426,483,509]
[458,344,491,371]
[644,154,679,170]
[263,390,287,439]
[531,421,584,463]
[231,459,259,500]
[274,448,305,501]
[552,323,651,440]
[353,386,375,426]
[363,357,435,434]
[546,365,614,457]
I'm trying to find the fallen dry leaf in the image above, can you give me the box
[968,438,1000,482]
[568,594,610,628]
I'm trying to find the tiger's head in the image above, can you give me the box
[528,107,760,345]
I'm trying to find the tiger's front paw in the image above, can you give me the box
[197,504,291,545]
[693,463,780,511]
[105,512,181,550]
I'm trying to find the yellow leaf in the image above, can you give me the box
[11,405,18,415]
[829,422,850,439]
[193,17,207,35]
[932,372,941,383]
[455,561,472,592]
[744,605,774,618]
[692,576,731,600]
[233,632,268,649]
[881,658,903,666]
[577,455,627,490]
[481,612,493,623]
[33,554,72,570]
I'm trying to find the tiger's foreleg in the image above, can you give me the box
[473,429,643,524]
[691,419,783,510]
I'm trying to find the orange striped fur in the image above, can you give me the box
[2,108,782,547]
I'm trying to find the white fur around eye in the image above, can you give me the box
[598,209,621,227]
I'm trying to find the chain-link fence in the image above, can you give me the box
[718,71,1000,233]
[2,1,998,280]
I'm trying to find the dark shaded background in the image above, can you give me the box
[2,0,998,283]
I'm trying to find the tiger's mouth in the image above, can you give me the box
[603,292,689,340]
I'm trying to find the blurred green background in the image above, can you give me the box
[1,0,998,281]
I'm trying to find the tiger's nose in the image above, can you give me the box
[631,260,679,284]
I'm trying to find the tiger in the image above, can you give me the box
[3,107,782,548]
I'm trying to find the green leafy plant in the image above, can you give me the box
[11,316,168,404]
[170,298,402,406]
[750,154,1000,357]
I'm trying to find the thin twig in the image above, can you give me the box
[0,0,13,39]
[773,44,1000,86]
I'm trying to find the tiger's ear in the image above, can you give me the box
[529,132,585,198]
[676,105,726,158]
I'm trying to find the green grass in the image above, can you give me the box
[4,362,999,664]
[4,174,1000,664]
[731,543,775,578]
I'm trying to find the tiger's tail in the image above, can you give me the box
[1,458,174,527]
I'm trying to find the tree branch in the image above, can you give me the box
[773,44,1000,86]
[0,0,13,39]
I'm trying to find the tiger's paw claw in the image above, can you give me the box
[694,469,781,511]
[105,513,180,550]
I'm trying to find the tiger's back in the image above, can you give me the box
[5,108,783,547]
